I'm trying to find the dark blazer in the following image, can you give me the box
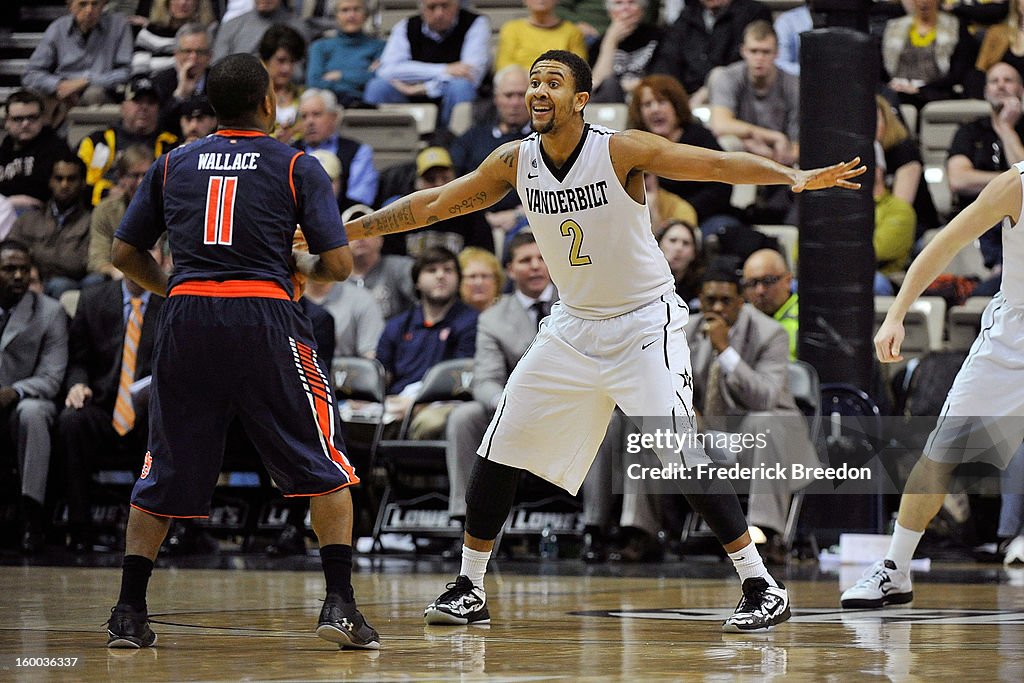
[65,280,164,412]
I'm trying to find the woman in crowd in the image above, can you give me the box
[306,0,384,107]
[458,247,504,313]
[627,74,733,230]
[258,24,307,144]
[881,0,977,108]
[495,0,587,72]
[656,219,705,309]
[589,0,663,103]
[876,95,938,238]
[133,0,216,75]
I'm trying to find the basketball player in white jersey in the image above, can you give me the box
[344,50,864,632]
[842,163,1024,608]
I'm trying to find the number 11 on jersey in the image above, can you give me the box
[205,176,238,245]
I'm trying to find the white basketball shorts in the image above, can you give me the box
[926,292,1024,467]
[477,292,711,494]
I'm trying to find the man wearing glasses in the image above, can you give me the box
[0,90,74,216]
[152,24,213,136]
[685,256,816,561]
[741,248,796,360]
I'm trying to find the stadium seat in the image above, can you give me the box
[919,99,989,217]
[917,228,989,279]
[448,101,474,137]
[947,296,991,352]
[754,224,798,272]
[65,104,121,149]
[376,102,438,137]
[874,295,947,356]
[371,358,475,546]
[583,102,628,131]
[337,109,422,169]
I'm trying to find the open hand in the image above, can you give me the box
[793,157,866,192]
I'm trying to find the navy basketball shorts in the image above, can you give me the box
[131,283,358,518]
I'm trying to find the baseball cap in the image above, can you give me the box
[416,146,453,177]
[125,75,158,102]
[176,94,215,120]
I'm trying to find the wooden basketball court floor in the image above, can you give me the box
[1,557,1023,681]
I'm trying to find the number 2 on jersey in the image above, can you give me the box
[560,219,592,266]
[204,176,237,245]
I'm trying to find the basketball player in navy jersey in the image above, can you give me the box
[345,50,864,632]
[104,54,379,650]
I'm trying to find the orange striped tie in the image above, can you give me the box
[112,297,143,436]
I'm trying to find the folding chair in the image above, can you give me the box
[371,358,475,547]
[783,361,823,548]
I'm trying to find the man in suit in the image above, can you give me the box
[444,233,554,530]
[0,239,70,554]
[58,245,166,552]
[619,257,817,561]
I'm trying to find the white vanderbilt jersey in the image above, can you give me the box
[1004,161,1024,307]
[516,123,675,319]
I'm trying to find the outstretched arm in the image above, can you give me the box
[609,129,864,192]
[344,142,518,241]
[875,166,1022,362]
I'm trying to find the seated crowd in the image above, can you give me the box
[1,0,1022,565]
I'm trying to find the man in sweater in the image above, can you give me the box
[364,0,491,128]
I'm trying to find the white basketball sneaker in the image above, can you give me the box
[1004,535,1024,566]
[840,559,913,608]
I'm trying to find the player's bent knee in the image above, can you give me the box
[465,457,520,540]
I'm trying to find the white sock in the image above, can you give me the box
[886,522,924,571]
[460,546,491,590]
[727,541,777,587]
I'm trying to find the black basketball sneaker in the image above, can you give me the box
[106,604,157,648]
[424,575,490,625]
[316,596,381,650]
[722,577,791,632]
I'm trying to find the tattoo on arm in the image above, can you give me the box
[499,149,515,168]
[426,215,440,225]
[447,191,488,215]
[359,199,415,236]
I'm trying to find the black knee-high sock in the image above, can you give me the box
[321,544,354,602]
[681,477,748,546]
[465,458,520,540]
[118,555,154,611]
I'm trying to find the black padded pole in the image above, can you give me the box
[798,28,877,390]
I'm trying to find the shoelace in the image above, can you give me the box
[437,579,473,604]
[854,562,890,588]
[735,583,768,613]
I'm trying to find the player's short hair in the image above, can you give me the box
[702,255,743,287]
[506,231,537,264]
[412,246,462,286]
[207,54,269,122]
[531,50,592,95]
[258,23,307,63]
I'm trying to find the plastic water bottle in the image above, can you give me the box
[539,524,559,559]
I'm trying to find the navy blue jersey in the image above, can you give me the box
[115,129,347,296]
